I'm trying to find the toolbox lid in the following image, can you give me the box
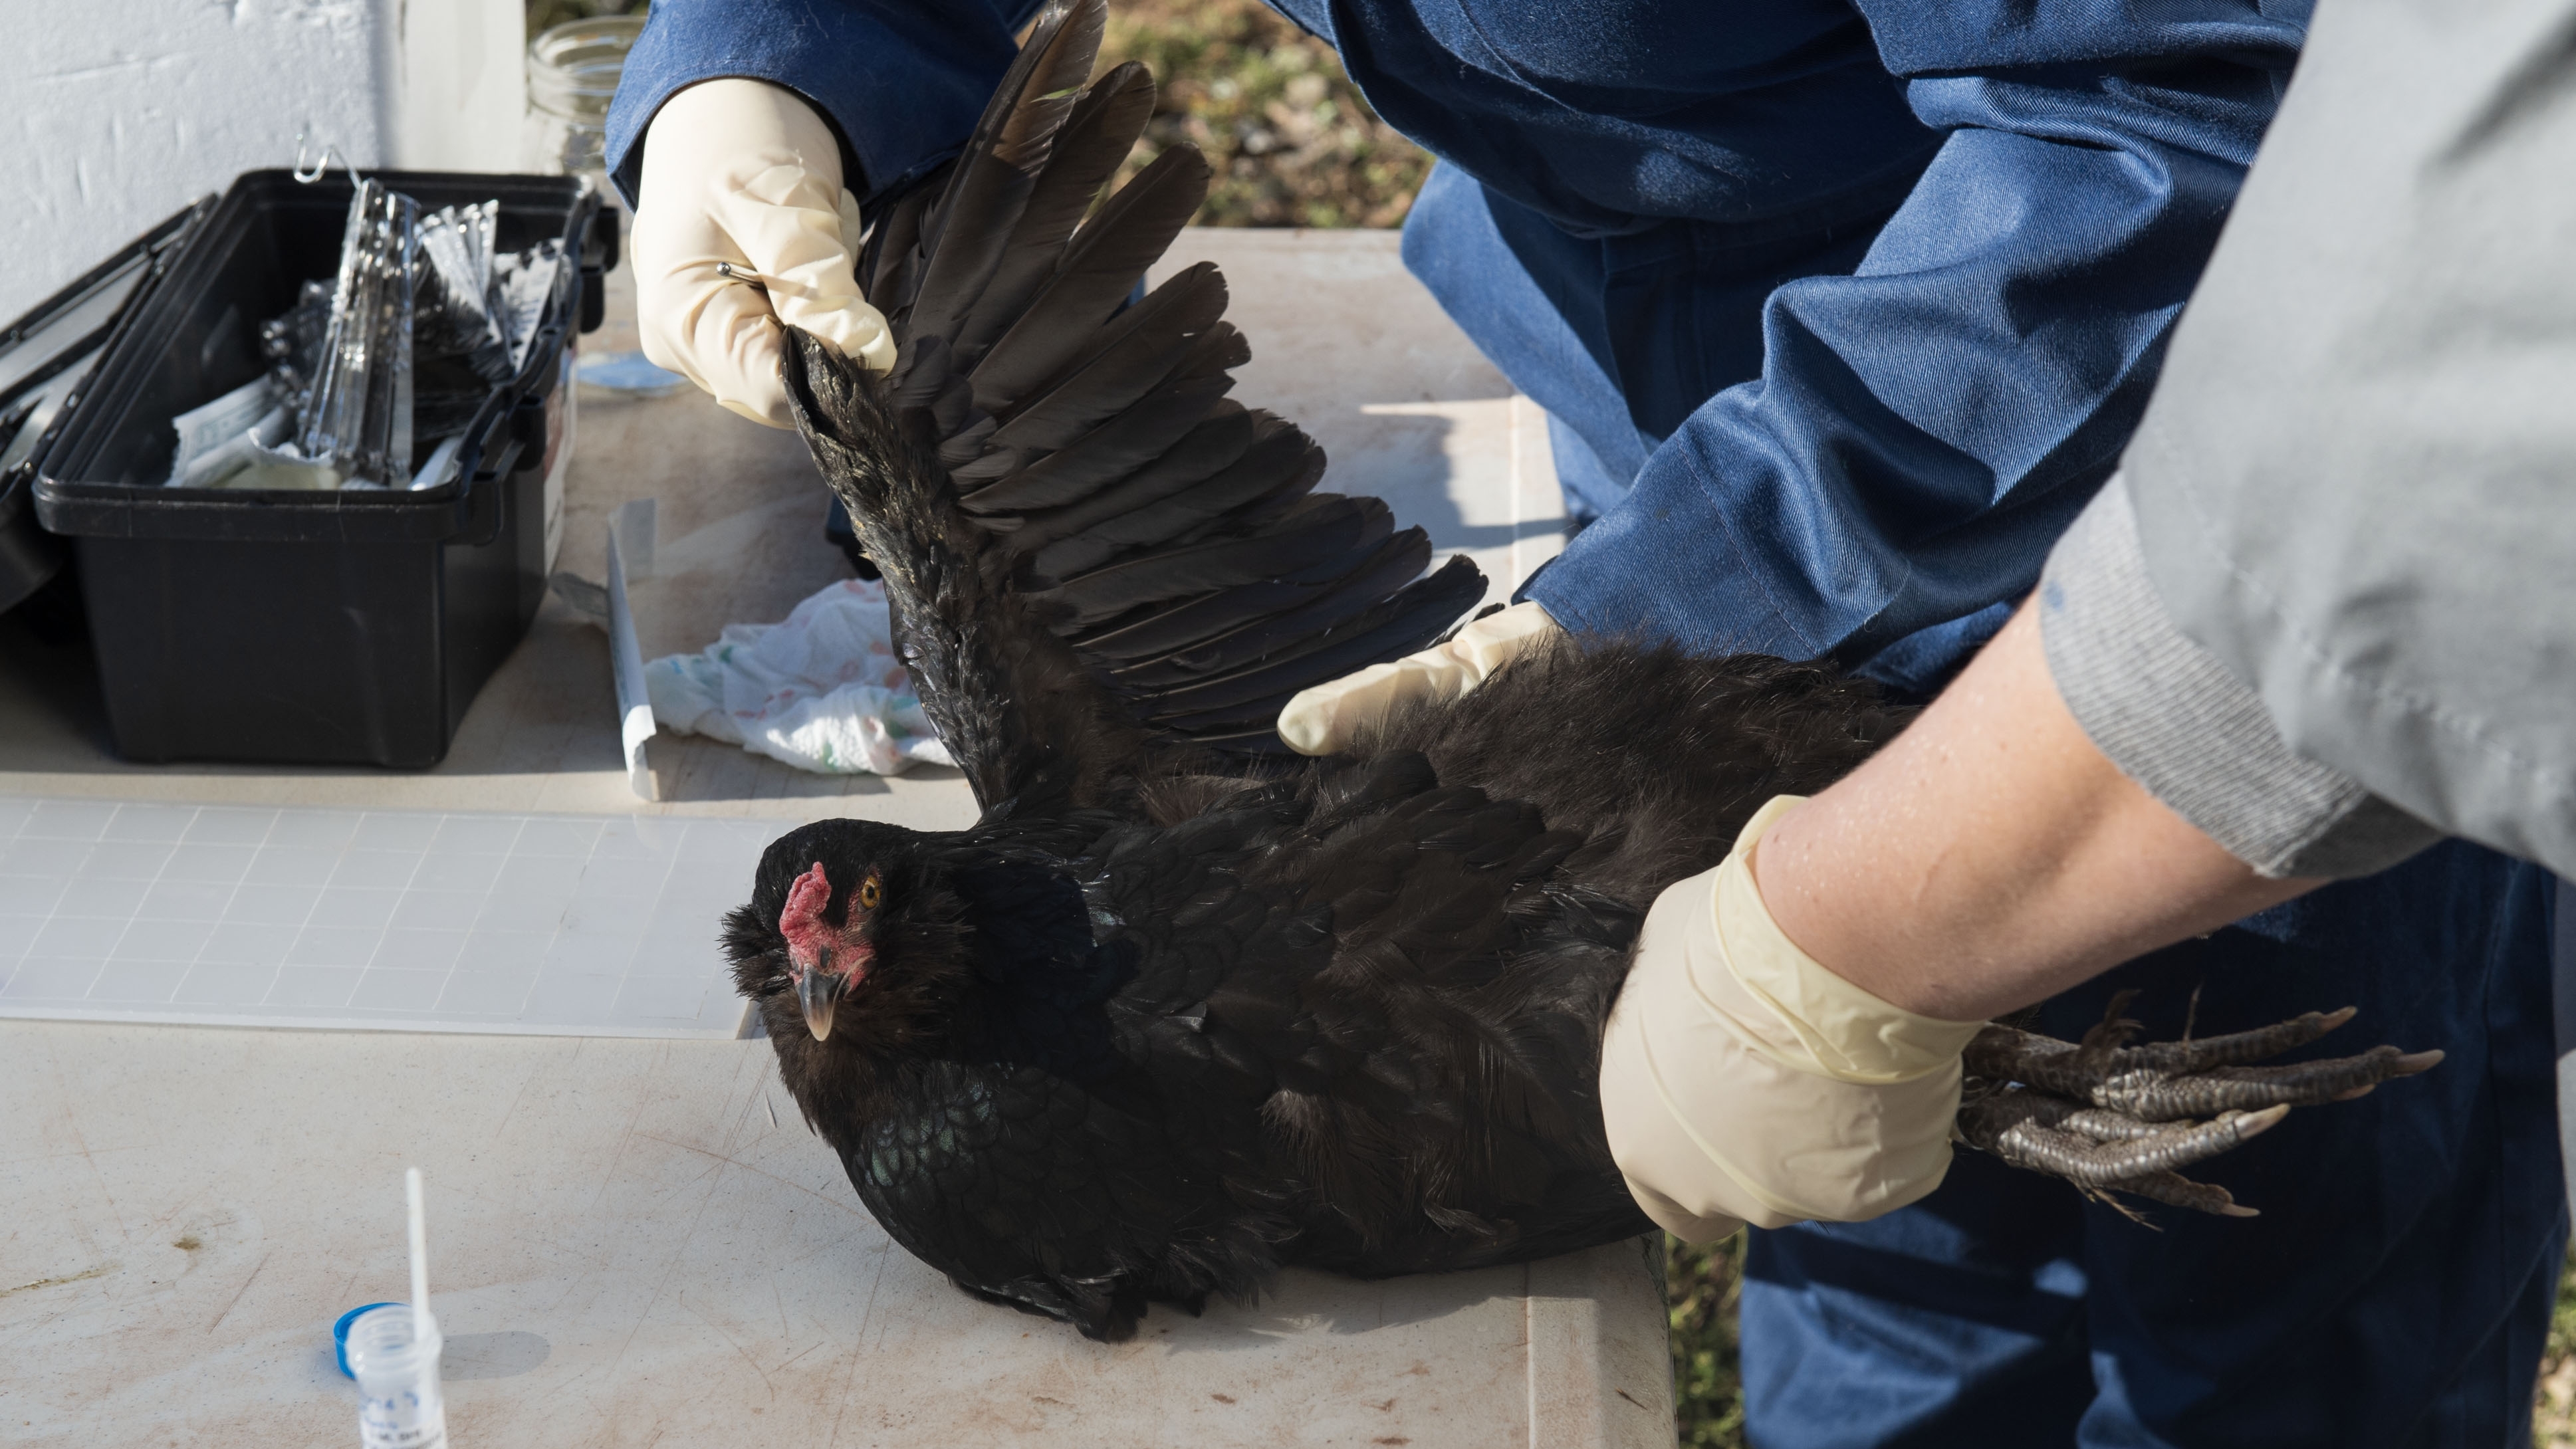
[0,203,207,615]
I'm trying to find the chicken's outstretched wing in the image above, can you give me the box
[784,0,1483,814]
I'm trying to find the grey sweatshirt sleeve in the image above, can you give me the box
[2040,0,2576,881]
[2040,479,2441,879]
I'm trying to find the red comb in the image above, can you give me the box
[780,863,834,955]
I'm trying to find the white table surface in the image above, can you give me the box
[0,1022,1671,1448]
[0,230,1669,1448]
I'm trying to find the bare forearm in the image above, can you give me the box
[1752,599,2318,1022]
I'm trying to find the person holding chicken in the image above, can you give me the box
[606,3,2562,1444]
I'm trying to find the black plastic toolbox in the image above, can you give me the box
[23,169,610,768]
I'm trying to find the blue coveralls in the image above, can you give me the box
[606,4,2565,1443]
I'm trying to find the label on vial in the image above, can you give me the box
[358,1380,447,1449]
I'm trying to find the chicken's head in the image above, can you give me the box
[778,861,872,1040]
[724,819,969,1049]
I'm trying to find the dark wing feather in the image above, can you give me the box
[1037,495,1392,625]
[950,62,1159,366]
[985,263,1230,452]
[968,148,1215,415]
[787,0,1486,815]
[961,379,1239,518]
[1103,534,1439,675]
[896,1,1102,348]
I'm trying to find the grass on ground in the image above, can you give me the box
[2541,1244,2576,1446]
[1669,1235,1749,1448]
[1098,0,1431,227]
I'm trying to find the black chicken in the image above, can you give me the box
[723,0,2438,1343]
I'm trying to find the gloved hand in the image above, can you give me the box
[632,78,899,427]
[1599,796,1986,1242]
[1276,600,1562,755]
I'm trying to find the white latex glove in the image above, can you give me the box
[1599,796,1987,1243]
[1277,600,1562,755]
[632,78,899,427]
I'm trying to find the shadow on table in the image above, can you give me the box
[1140,1262,1528,1353]
[444,1329,554,1381]
[642,732,971,804]
[1337,407,1528,558]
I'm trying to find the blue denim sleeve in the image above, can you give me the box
[1523,2,2307,684]
[603,0,1046,211]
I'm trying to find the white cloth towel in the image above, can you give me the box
[644,578,952,776]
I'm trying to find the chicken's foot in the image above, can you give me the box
[1954,992,2441,1218]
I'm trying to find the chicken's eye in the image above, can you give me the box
[858,876,883,911]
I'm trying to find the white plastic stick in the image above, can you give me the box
[406,1167,429,1338]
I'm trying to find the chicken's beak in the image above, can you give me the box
[794,951,846,1041]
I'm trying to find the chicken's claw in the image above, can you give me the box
[1954,996,2437,1219]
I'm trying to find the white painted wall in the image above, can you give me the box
[1,0,527,325]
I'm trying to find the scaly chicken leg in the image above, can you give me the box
[1955,992,2441,1216]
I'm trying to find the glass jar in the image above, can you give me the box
[530,11,699,403]
[526,16,646,181]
